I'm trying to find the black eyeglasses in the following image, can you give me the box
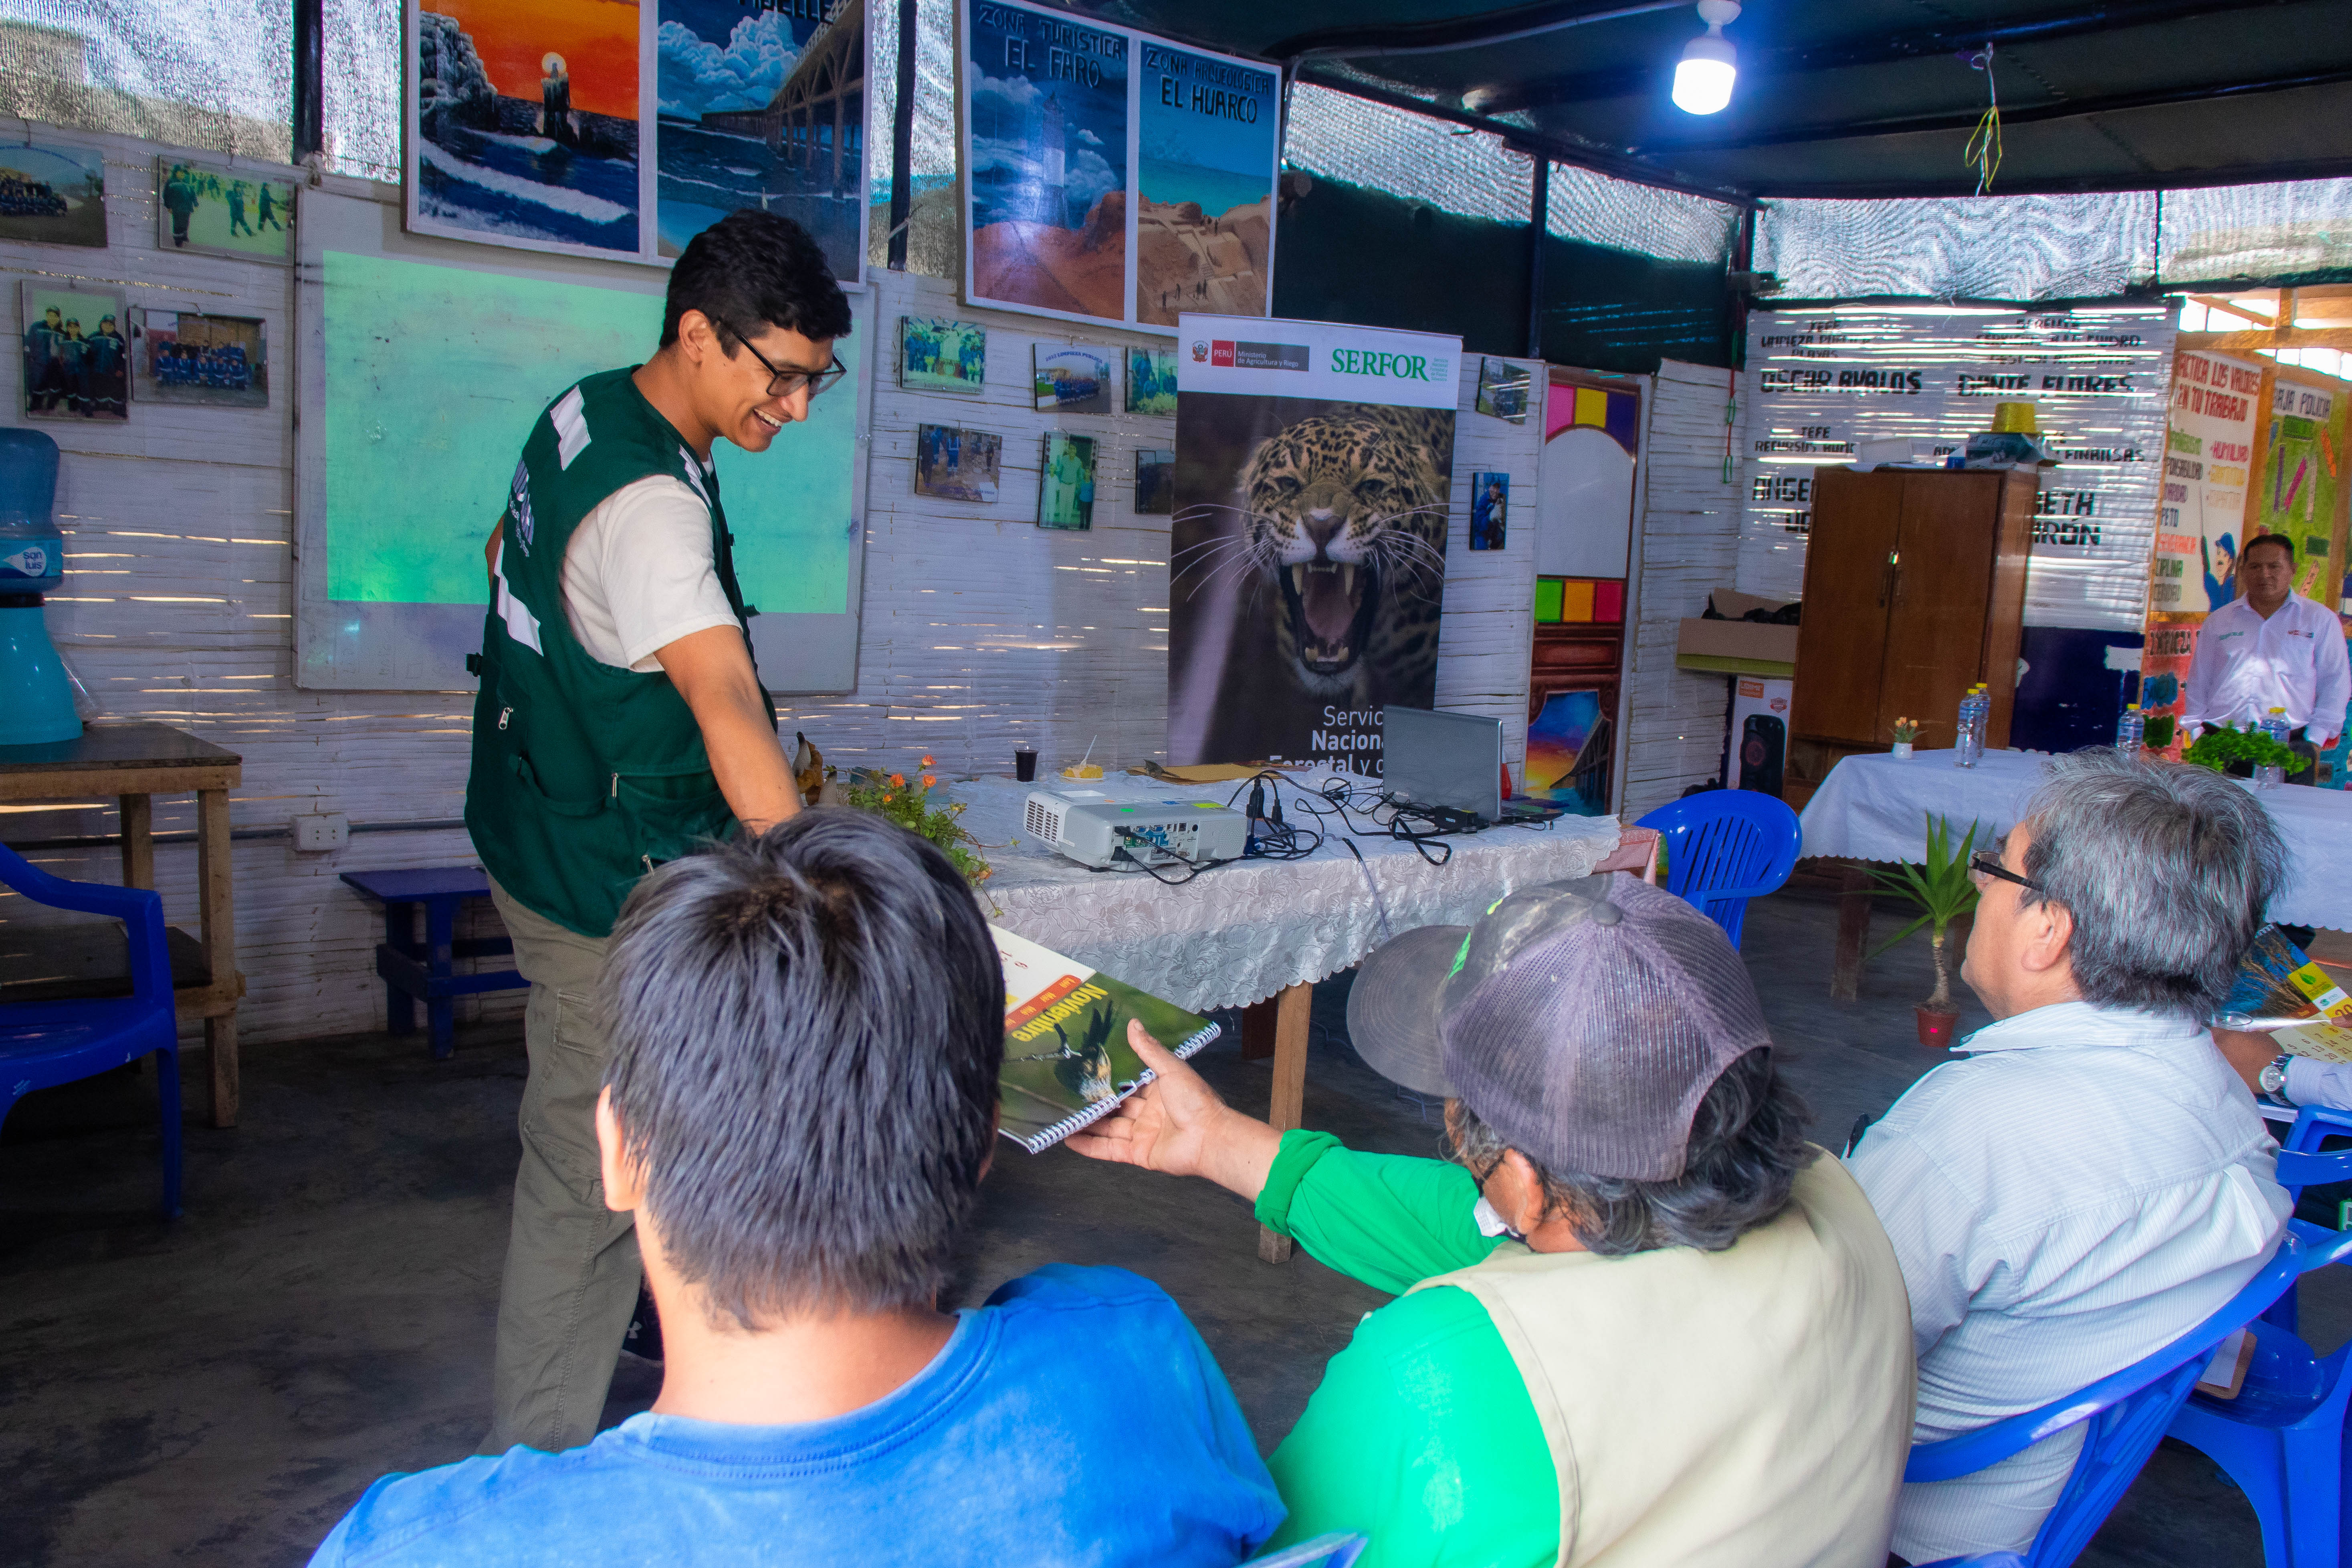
[727,329,848,399]
[1969,851,2045,893]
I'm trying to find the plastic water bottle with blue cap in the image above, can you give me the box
[2256,708,2291,789]
[1953,685,1989,769]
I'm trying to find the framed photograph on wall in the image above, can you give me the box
[1034,343,1112,414]
[131,309,269,409]
[1476,357,1529,423]
[900,317,986,394]
[1039,432,1096,530]
[0,143,107,248]
[914,423,1001,503]
[155,157,295,262]
[1127,347,1177,416]
[21,281,129,422]
[1135,448,1175,515]
[1470,472,1509,550]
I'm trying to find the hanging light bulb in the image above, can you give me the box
[1672,0,1740,115]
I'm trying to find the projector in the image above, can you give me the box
[1023,791,1249,871]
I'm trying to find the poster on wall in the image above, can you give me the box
[0,144,106,248]
[2150,349,2261,616]
[130,310,268,409]
[155,157,294,261]
[408,0,644,258]
[960,0,1278,334]
[1168,313,1459,767]
[2251,373,2351,608]
[21,282,128,422]
[655,0,867,281]
[1741,305,2172,631]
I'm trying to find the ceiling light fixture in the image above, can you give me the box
[1672,0,1740,115]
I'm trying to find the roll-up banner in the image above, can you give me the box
[1167,314,1460,768]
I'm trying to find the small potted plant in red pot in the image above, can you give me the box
[1872,812,1982,1049]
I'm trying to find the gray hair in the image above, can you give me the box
[2021,749,2285,1017]
[600,810,1003,1328]
[1450,1047,1814,1257]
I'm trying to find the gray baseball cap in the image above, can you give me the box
[1345,874,1771,1181]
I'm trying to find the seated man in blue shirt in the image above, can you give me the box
[308,811,1283,1567]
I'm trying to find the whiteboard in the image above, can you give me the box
[293,185,871,692]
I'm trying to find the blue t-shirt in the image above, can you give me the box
[308,1265,1282,1567]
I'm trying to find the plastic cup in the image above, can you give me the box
[1014,747,1038,782]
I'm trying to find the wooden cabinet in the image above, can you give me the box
[1788,469,2036,789]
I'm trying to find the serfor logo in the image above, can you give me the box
[1330,346,1433,381]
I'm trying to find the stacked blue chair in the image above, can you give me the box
[1632,790,1802,948]
[2166,1110,2352,1568]
[1244,1534,1367,1568]
[0,840,182,1216]
[1903,1217,2352,1567]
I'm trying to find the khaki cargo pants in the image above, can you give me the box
[481,876,641,1455]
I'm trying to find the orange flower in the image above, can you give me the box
[889,773,906,788]
[922,773,936,788]
[920,754,934,767]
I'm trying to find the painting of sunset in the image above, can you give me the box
[409,0,643,256]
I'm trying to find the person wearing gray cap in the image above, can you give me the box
[1070,873,1916,1567]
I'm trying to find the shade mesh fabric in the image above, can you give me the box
[1284,81,1532,226]
[1756,192,2159,303]
[2161,176,2352,285]
[0,0,291,160]
[1547,160,1737,266]
[866,0,957,276]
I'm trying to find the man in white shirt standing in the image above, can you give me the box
[2182,532,2350,782]
[1848,749,2292,1564]
[464,210,850,1455]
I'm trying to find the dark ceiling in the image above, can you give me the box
[1085,0,2352,201]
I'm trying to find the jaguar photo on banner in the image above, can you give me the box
[1168,313,1460,768]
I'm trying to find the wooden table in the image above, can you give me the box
[0,722,244,1125]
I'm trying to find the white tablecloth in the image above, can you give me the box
[1799,748,2352,932]
[953,773,1621,1012]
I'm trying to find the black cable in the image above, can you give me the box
[1109,838,1229,885]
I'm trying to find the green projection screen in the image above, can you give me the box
[296,188,869,691]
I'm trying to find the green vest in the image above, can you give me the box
[464,367,772,938]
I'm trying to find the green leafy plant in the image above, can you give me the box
[1870,813,1983,1012]
[2183,723,2297,774]
[841,755,993,885]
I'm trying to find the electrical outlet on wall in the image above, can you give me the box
[292,812,349,853]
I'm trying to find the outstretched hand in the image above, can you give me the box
[1065,1020,1282,1200]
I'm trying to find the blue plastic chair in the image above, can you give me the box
[1902,1218,2352,1568]
[2164,1114,2352,1568]
[0,841,183,1216]
[1916,1557,2029,1568]
[1243,1534,1367,1568]
[1633,790,1802,947]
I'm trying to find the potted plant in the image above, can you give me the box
[1889,717,1920,760]
[1871,812,1982,1048]
[841,755,994,885]
[2182,722,2297,779]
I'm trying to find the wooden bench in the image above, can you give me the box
[340,867,527,1059]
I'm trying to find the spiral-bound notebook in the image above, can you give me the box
[992,925,1221,1153]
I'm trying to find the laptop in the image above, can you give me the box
[1381,706,1562,826]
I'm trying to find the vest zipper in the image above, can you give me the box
[497,705,512,730]
[611,772,620,797]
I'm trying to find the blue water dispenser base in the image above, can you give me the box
[0,601,80,745]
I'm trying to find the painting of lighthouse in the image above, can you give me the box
[963,0,1129,323]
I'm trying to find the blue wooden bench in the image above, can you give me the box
[339,866,528,1059]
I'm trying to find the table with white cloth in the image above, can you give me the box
[947,772,1624,1257]
[1798,747,2352,998]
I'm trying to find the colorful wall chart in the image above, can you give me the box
[2251,373,2350,608]
[2150,349,2262,616]
[961,0,1278,333]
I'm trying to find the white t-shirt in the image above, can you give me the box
[559,472,739,671]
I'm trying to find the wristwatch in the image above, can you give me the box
[2259,1054,2296,1104]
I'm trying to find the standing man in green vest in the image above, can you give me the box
[464,210,853,1454]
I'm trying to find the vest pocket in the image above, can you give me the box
[611,773,731,865]
[508,753,611,818]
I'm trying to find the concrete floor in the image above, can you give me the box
[1,888,2336,1565]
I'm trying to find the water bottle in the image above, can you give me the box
[2256,707,2291,789]
[1954,685,1988,769]
[2114,703,2145,759]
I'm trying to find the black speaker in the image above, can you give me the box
[1738,715,1785,796]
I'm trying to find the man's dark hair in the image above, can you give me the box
[1451,1048,1813,1257]
[660,209,854,349]
[600,811,1001,1326]
[2243,533,2296,567]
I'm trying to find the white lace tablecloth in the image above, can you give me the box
[1800,747,2352,932]
[955,773,1621,1013]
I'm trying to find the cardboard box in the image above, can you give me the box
[1675,617,1799,669]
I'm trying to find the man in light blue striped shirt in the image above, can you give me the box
[1849,749,2292,1564]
